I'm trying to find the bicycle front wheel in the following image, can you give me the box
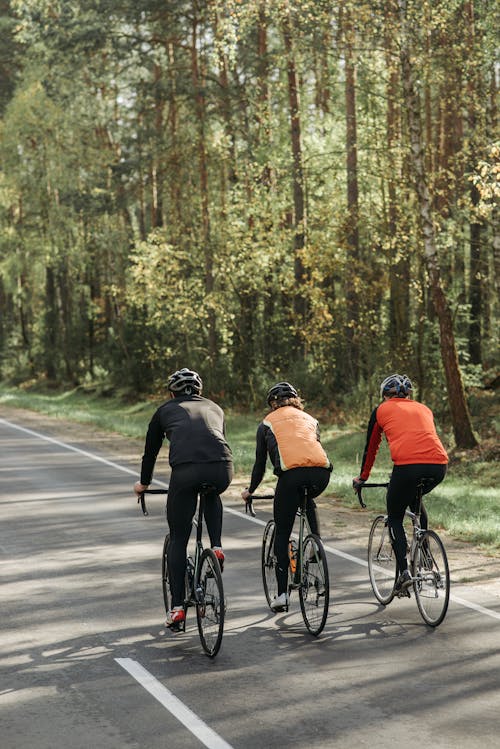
[161,534,171,615]
[412,530,450,627]
[299,534,330,636]
[261,520,278,607]
[367,515,396,605]
[195,548,225,657]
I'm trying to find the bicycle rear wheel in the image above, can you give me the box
[299,534,329,636]
[261,520,278,607]
[161,534,171,614]
[196,548,225,657]
[367,515,396,605]
[412,530,450,627]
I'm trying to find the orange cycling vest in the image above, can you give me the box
[263,406,330,471]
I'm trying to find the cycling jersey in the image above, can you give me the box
[248,406,331,493]
[359,398,448,481]
[140,395,233,485]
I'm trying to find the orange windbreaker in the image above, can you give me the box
[359,398,448,480]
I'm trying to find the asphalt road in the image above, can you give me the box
[1,416,499,749]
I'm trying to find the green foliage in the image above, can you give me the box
[0,0,498,423]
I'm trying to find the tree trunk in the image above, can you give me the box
[398,0,478,448]
[465,0,483,364]
[384,2,410,360]
[191,7,216,362]
[282,6,307,337]
[341,5,360,380]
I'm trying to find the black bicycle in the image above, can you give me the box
[357,481,450,627]
[139,486,225,657]
[247,486,330,636]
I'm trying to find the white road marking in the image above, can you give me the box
[115,658,234,749]
[2,416,499,623]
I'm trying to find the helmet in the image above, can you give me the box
[380,373,413,399]
[266,381,298,406]
[167,368,203,395]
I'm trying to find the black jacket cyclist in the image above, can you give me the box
[134,368,233,630]
[242,382,332,611]
[353,373,448,595]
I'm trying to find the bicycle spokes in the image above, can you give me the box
[412,530,450,627]
[299,534,329,636]
[262,520,278,607]
[367,515,397,605]
[196,549,225,657]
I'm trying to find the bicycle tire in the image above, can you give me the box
[299,533,330,636]
[195,548,225,657]
[411,529,450,627]
[161,534,171,615]
[261,520,278,607]
[367,515,396,605]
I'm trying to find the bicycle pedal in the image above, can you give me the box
[167,621,186,633]
[396,589,411,599]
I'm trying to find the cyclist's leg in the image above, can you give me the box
[273,471,302,596]
[166,466,198,607]
[386,466,413,573]
[304,467,331,536]
[200,462,233,548]
[408,464,447,532]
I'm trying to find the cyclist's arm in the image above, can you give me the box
[248,422,268,494]
[358,407,383,481]
[140,410,165,485]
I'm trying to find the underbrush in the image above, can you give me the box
[1,384,498,552]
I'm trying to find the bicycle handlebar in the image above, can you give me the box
[137,488,169,516]
[354,482,389,509]
[245,493,275,518]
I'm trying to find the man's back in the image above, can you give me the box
[376,398,448,465]
[158,395,232,467]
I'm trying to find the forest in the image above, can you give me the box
[0,1,498,448]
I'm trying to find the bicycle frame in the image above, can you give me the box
[360,479,450,626]
[289,488,312,588]
[139,485,225,655]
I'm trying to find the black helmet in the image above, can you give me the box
[380,373,412,399]
[167,368,203,395]
[266,381,298,406]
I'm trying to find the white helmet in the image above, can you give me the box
[380,374,412,399]
[167,368,203,395]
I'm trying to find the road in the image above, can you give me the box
[1,416,499,749]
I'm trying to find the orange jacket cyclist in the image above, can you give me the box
[241,382,332,611]
[134,368,233,630]
[353,374,448,595]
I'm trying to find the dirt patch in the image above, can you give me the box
[2,404,499,602]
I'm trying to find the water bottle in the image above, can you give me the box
[288,540,297,575]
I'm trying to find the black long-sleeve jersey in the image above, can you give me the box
[140,395,233,485]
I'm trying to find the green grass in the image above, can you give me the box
[1,385,499,553]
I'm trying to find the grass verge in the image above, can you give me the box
[1,385,499,554]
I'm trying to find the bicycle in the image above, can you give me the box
[247,486,330,636]
[139,486,225,658]
[356,480,450,627]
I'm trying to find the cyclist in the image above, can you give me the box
[353,374,448,595]
[241,382,332,611]
[134,368,233,630]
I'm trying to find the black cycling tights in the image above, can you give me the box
[273,466,331,596]
[387,463,447,573]
[166,462,233,607]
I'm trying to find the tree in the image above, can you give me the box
[398,0,478,448]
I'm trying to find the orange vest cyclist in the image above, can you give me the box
[241,382,332,611]
[353,374,448,595]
